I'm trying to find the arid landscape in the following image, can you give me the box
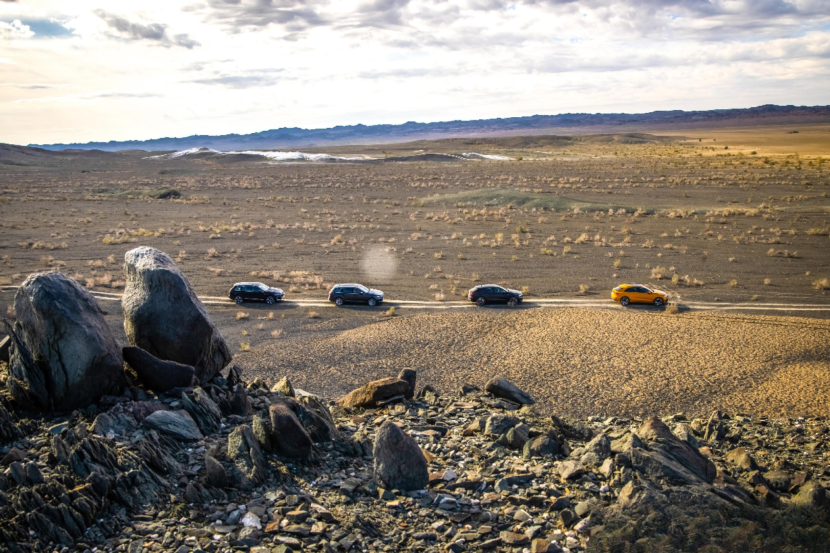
[2,122,830,417]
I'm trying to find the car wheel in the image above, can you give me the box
[266,295,275,305]
[368,298,377,307]
[653,297,664,307]
[335,297,344,307]
[234,296,244,305]
[476,297,486,307]
[619,296,630,307]
[507,297,518,307]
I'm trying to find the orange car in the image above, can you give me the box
[611,284,669,307]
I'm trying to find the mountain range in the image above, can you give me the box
[30,104,830,152]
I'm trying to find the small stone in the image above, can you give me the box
[500,531,530,546]
[485,377,535,405]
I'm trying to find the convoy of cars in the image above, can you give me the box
[229,281,668,308]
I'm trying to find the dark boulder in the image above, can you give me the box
[373,421,429,492]
[122,247,231,382]
[269,403,313,458]
[227,425,266,490]
[141,410,204,441]
[5,272,124,410]
[122,346,195,392]
[205,454,229,488]
[523,431,560,459]
[397,368,417,399]
[484,377,535,405]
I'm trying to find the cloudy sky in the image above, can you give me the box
[1,0,829,145]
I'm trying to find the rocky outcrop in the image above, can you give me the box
[373,421,429,491]
[4,272,124,410]
[484,377,535,405]
[271,376,295,397]
[227,425,266,490]
[122,346,195,392]
[181,387,221,435]
[122,247,231,382]
[337,377,412,408]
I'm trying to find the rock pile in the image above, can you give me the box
[0,368,828,553]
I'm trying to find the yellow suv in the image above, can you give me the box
[611,284,668,307]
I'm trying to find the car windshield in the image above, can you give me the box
[356,284,369,293]
[256,283,269,290]
[494,286,505,292]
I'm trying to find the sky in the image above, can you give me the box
[1,0,829,146]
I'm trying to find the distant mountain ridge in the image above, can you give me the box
[30,104,830,152]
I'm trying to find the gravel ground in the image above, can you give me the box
[239,308,830,419]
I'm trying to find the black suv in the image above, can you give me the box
[228,282,284,305]
[468,284,523,307]
[328,284,384,306]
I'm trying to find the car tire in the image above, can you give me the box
[266,296,275,305]
[653,297,664,307]
[476,297,486,307]
[368,298,377,307]
[620,296,630,307]
[335,297,344,307]
[234,296,244,305]
[507,297,518,307]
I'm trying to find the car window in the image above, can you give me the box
[233,286,242,292]
[628,287,641,293]
[257,283,268,290]
[494,286,506,293]
[341,287,353,294]
[356,285,369,293]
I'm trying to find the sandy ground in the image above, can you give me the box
[238,307,830,419]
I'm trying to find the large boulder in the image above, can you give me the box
[4,272,124,410]
[373,421,429,492]
[269,403,313,458]
[122,346,195,392]
[337,377,411,408]
[630,416,717,486]
[484,377,535,405]
[122,247,231,382]
[141,410,204,441]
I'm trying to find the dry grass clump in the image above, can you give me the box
[385,306,397,316]
[434,252,444,259]
[208,267,224,276]
[271,329,283,338]
[308,311,320,319]
[813,278,829,290]
[807,227,829,235]
[206,248,220,258]
[240,342,250,351]
[20,240,69,250]
[578,283,590,295]
[665,303,680,314]
[650,266,668,279]
[729,279,739,287]
[236,311,250,320]
[764,278,772,286]
[434,292,445,301]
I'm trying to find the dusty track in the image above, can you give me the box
[237,307,830,419]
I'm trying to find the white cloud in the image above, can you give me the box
[0,19,34,39]
[0,0,828,145]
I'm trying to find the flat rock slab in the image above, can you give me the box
[142,410,204,441]
[123,346,195,392]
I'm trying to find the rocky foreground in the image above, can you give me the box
[0,247,828,552]
[0,368,829,553]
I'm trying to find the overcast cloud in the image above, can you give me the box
[1,0,829,144]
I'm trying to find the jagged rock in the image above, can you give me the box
[205,454,229,488]
[765,470,791,492]
[630,416,717,485]
[231,383,251,416]
[122,346,195,392]
[725,448,759,471]
[485,414,520,436]
[141,410,204,441]
[52,434,70,464]
[0,402,22,444]
[271,377,295,397]
[484,377,535,405]
[253,411,276,451]
[91,412,138,438]
[497,424,530,449]
[337,377,411,408]
[552,416,594,441]
[397,368,417,399]
[296,395,341,442]
[135,429,181,475]
[122,247,231,382]
[524,431,560,459]
[373,421,428,492]
[4,272,124,410]
[269,403,313,458]
[791,481,827,507]
[228,425,266,490]
[559,461,585,480]
[182,387,221,435]
[579,433,611,466]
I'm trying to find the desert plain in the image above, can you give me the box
[2,122,830,418]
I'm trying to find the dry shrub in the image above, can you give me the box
[271,329,283,338]
[763,278,772,286]
[206,248,219,258]
[729,279,738,287]
[434,252,443,259]
[434,292,445,301]
[236,311,249,320]
[666,303,680,315]
[578,283,590,294]
[386,306,397,316]
[208,267,224,276]
[813,278,830,290]
[308,311,320,319]
[239,343,250,351]
[651,266,668,279]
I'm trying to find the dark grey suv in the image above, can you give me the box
[228,282,284,305]
[468,284,523,307]
[328,284,384,306]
